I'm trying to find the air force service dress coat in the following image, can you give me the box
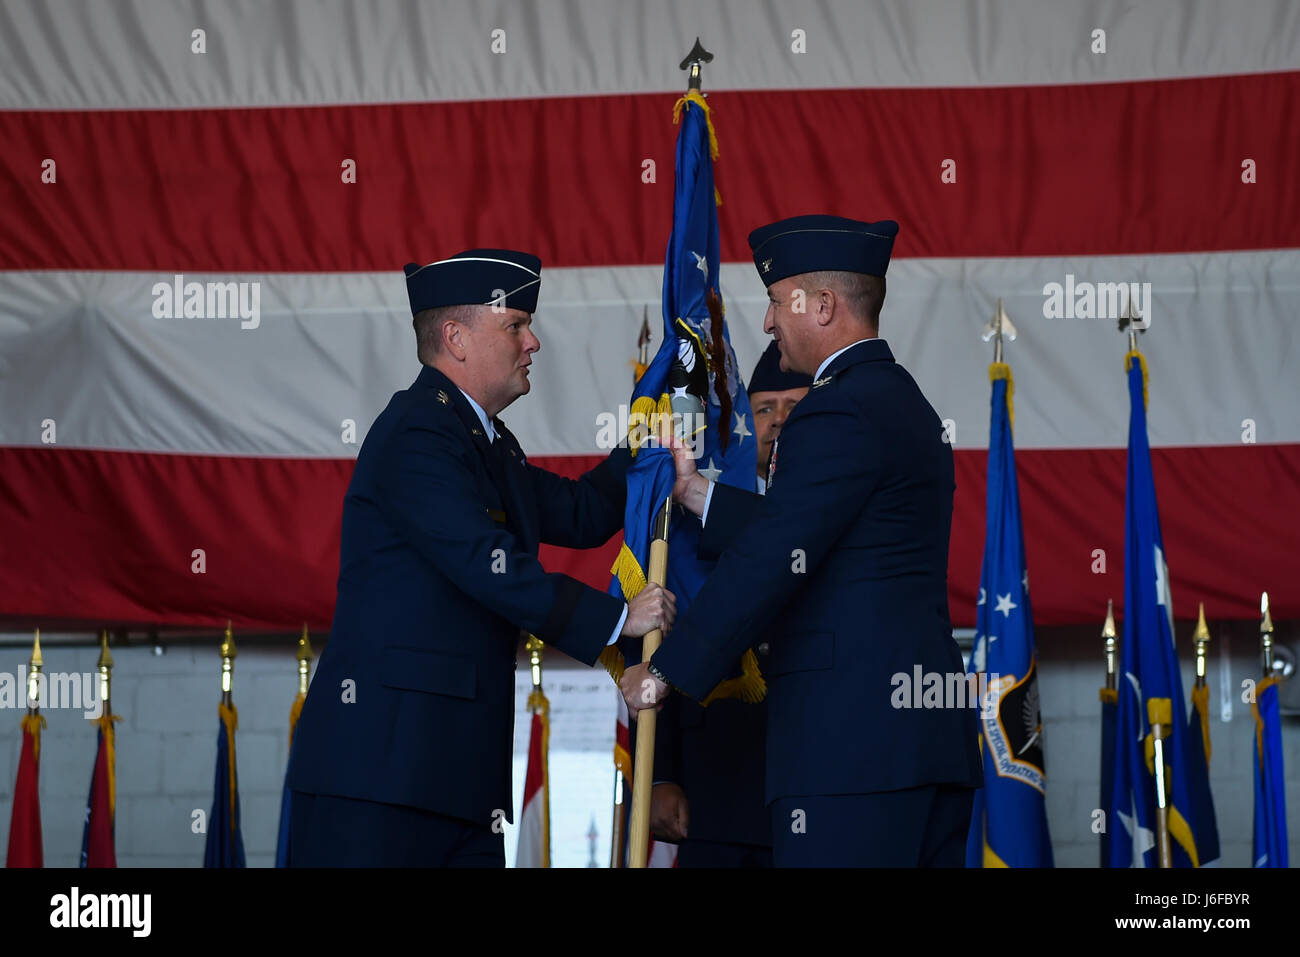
[652,338,984,804]
[288,363,631,830]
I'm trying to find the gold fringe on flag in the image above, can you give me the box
[672,89,722,207]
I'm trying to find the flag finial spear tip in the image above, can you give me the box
[30,628,42,668]
[680,38,713,91]
[97,629,113,669]
[220,620,237,659]
[1102,599,1116,639]
[1261,591,1274,634]
[1193,602,1210,643]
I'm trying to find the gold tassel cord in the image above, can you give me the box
[219,702,239,836]
[1124,350,1149,410]
[288,692,306,751]
[96,712,123,818]
[989,361,1015,432]
[20,712,47,762]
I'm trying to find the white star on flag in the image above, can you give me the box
[977,587,987,605]
[1118,795,1156,868]
[994,593,1017,618]
[699,457,721,481]
[733,411,751,443]
[691,251,707,279]
[1154,544,1175,644]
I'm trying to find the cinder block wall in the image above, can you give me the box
[0,622,1295,867]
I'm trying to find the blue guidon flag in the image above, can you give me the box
[1252,666,1289,867]
[605,89,759,704]
[1107,350,1214,867]
[964,359,1053,867]
[203,702,246,868]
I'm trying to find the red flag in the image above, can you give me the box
[516,692,550,867]
[81,714,120,867]
[6,714,45,867]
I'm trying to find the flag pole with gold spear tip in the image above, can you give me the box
[7,630,46,867]
[1191,603,1212,759]
[627,495,672,868]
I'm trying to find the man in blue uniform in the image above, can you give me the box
[647,342,809,867]
[287,248,675,866]
[622,216,982,867]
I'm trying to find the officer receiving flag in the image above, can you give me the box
[965,302,1053,867]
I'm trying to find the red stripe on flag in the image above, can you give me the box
[0,444,1296,630]
[2,72,1297,272]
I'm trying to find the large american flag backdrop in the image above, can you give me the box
[1,1,1296,632]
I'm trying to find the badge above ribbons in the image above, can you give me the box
[600,90,763,705]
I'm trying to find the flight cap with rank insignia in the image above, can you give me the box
[403,248,542,316]
[748,339,811,394]
[747,214,899,286]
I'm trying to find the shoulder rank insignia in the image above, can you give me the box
[436,390,450,405]
[812,375,833,388]
[470,427,484,436]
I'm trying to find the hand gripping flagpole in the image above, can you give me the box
[627,495,673,868]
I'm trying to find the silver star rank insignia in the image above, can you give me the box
[436,390,450,405]
[812,375,832,388]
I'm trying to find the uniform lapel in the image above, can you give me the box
[414,365,517,529]
[490,419,540,554]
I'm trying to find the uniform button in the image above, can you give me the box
[757,642,770,655]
